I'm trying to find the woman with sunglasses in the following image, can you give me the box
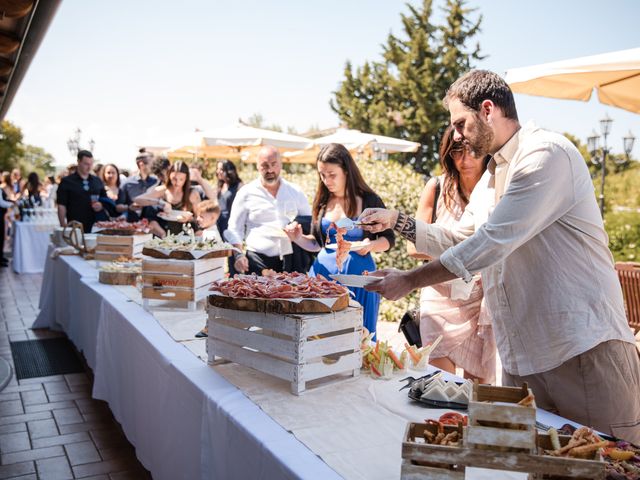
[408,125,495,383]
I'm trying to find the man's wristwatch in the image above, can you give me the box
[233,251,245,261]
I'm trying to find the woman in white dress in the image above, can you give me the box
[408,126,496,383]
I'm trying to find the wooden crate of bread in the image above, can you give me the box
[207,303,362,395]
[466,382,537,453]
[142,257,225,310]
[401,422,465,479]
[95,234,151,262]
[400,423,605,479]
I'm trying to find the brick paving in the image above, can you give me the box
[0,264,151,479]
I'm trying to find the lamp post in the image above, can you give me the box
[66,128,81,159]
[587,114,635,217]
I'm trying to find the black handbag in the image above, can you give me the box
[398,309,422,348]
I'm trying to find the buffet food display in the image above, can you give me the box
[98,258,142,286]
[207,271,362,395]
[95,233,152,262]
[401,383,609,479]
[209,271,350,313]
[141,231,230,310]
[142,231,234,260]
[93,219,151,235]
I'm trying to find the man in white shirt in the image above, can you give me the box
[361,70,640,442]
[225,145,312,275]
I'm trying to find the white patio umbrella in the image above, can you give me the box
[283,128,420,163]
[504,47,640,114]
[167,124,314,163]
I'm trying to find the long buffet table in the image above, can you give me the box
[34,248,582,480]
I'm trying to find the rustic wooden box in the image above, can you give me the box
[95,234,151,262]
[142,257,225,310]
[401,422,465,480]
[206,304,363,395]
[400,424,605,480]
[466,383,537,453]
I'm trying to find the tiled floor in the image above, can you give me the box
[0,263,152,479]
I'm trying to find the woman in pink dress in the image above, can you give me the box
[408,126,496,383]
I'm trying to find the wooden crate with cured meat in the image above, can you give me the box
[142,256,225,311]
[206,302,363,395]
[94,234,152,262]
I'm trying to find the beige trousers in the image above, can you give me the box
[502,340,640,444]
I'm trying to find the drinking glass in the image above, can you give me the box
[282,201,297,224]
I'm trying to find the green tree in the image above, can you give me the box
[20,145,55,179]
[0,120,56,179]
[0,120,24,173]
[330,0,483,174]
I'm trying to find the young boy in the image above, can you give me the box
[194,200,222,338]
[195,200,222,242]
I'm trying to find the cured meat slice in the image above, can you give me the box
[327,222,351,272]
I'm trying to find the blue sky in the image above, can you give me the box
[7,0,640,169]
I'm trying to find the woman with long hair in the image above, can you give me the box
[22,172,44,205]
[285,143,394,337]
[100,163,127,218]
[134,160,216,237]
[408,125,495,383]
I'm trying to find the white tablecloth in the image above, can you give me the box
[12,221,57,274]
[33,250,585,480]
[34,250,340,480]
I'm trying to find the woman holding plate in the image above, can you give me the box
[134,161,216,237]
[284,143,394,338]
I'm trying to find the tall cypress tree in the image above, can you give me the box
[330,0,483,174]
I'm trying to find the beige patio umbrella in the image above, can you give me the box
[283,128,421,163]
[504,47,640,114]
[167,124,314,163]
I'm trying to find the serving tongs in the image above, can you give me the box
[335,218,375,230]
[398,370,442,392]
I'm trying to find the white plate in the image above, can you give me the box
[158,210,193,222]
[330,274,381,288]
[325,241,368,251]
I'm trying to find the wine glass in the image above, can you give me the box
[282,201,297,223]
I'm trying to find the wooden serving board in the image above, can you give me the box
[95,229,151,236]
[99,270,139,286]
[142,247,233,260]
[207,293,349,314]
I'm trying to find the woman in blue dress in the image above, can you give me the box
[284,143,394,338]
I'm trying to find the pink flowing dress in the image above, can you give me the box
[419,179,496,382]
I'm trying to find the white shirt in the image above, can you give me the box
[202,225,222,243]
[224,178,311,258]
[415,122,635,376]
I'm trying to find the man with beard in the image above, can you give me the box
[225,145,311,275]
[359,70,640,443]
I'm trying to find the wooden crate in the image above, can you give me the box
[142,257,225,310]
[95,234,151,262]
[400,424,605,479]
[207,304,363,395]
[466,382,537,453]
[401,422,465,479]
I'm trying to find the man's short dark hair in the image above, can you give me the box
[77,150,93,162]
[152,156,171,176]
[444,70,519,121]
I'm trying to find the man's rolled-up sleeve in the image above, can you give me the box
[440,143,578,281]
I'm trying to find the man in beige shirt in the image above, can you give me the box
[362,70,640,442]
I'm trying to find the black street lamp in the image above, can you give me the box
[587,114,635,217]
